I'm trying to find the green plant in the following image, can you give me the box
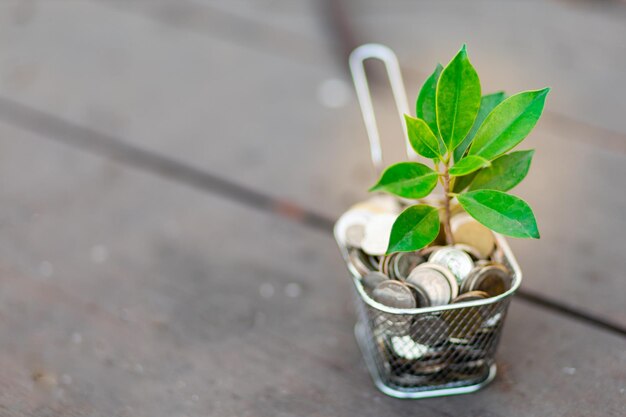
[370,45,549,254]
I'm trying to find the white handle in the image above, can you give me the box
[349,44,415,173]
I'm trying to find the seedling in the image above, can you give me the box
[370,45,549,254]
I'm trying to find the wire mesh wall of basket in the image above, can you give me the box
[337,44,523,398]
[339,231,521,398]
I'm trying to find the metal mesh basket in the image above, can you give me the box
[337,232,521,398]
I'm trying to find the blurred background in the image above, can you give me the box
[0,1,624,416]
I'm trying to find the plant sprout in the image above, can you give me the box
[370,45,549,254]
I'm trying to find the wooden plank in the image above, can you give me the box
[0,0,622,332]
[0,125,625,416]
[347,0,626,134]
[100,0,331,59]
[0,0,362,217]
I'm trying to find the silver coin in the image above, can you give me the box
[482,311,503,328]
[361,213,397,256]
[334,209,372,250]
[392,252,425,281]
[404,282,431,308]
[406,263,457,306]
[459,266,481,294]
[389,335,430,360]
[386,336,447,376]
[367,254,381,271]
[410,315,449,346]
[347,248,374,277]
[429,263,460,300]
[429,247,474,285]
[345,223,365,248]
[375,313,412,337]
[362,271,389,290]
[372,280,416,309]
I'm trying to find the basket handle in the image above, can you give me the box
[349,44,415,174]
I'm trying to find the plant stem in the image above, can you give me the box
[442,163,454,245]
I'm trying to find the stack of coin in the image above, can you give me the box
[380,251,425,280]
[386,335,448,377]
[336,198,400,278]
[338,198,519,388]
[406,263,458,306]
[337,198,513,308]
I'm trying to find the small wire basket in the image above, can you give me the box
[338,232,520,398]
[338,45,522,398]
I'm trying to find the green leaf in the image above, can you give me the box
[436,45,481,151]
[405,115,444,160]
[457,190,539,239]
[469,150,534,192]
[369,162,439,199]
[387,205,440,254]
[469,88,550,160]
[449,155,491,177]
[454,92,506,161]
[416,64,443,139]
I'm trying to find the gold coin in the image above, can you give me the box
[443,291,489,342]
[453,243,483,261]
[470,264,511,297]
[451,290,490,304]
[392,251,425,281]
[404,282,431,308]
[451,213,495,258]
[362,271,388,290]
[380,252,397,279]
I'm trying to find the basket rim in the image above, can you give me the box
[334,217,522,315]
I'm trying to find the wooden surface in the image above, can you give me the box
[0,1,624,416]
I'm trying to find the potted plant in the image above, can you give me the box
[335,44,548,398]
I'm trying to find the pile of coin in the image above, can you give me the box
[337,197,514,388]
[337,198,512,309]
[360,247,511,310]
